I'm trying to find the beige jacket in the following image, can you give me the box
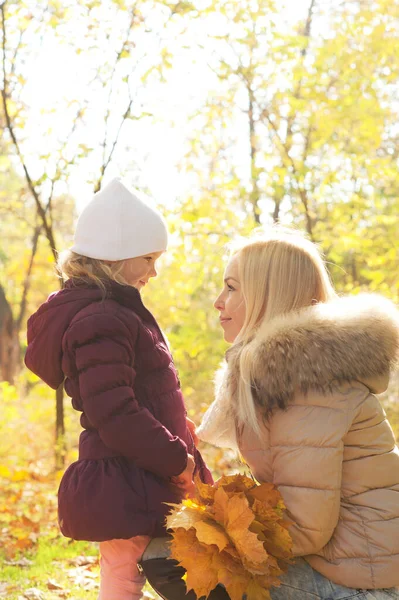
[198,294,399,589]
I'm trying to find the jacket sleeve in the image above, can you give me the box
[269,398,349,556]
[64,312,188,479]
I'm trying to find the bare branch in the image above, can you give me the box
[1,2,58,260]
[10,28,23,78]
[259,106,314,238]
[286,0,317,147]
[98,8,138,190]
[15,224,40,332]
[94,95,133,192]
[15,191,53,333]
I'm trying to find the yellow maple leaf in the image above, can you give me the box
[166,501,205,531]
[248,482,284,508]
[256,571,284,590]
[217,474,256,495]
[170,528,219,598]
[260,521,293,559]
[168,474,293,599]
[246,578,273,600]
[195,473,217,503]
[212,547,251,600]
[212,486,230,525]
[217,565,250,600]
[223,493,269,570]
[192,520,230,552]
[251,498,281,524]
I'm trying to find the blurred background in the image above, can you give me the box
[0,0,398,597]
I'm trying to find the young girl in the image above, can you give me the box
[196,229,399,599]
[25,178,212,600]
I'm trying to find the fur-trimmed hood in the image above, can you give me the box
[249,293,399,406]
[197,294,399,448]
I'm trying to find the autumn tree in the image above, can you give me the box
[0,0,201,466]
[177,0,399,298]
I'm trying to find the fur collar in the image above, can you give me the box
[197,294,399,448]
[248,294,399,409]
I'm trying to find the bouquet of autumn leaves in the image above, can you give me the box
[166,474,293,600]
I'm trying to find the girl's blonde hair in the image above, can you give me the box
[227,228,338,436]
[57,250,129,291]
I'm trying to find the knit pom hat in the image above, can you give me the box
[71,178,168,260]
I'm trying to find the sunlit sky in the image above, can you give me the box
[18,0,312,213]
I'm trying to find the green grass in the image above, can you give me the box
[0,534,160,599]
[0,535,99,599]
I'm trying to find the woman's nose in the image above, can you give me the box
[149,265,157,278]
[214,293,224,311]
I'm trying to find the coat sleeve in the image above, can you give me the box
[64,312,188,479]
[269,398,349,556]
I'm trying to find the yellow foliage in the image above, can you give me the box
[192,520,229,552]
[166,474,293,599]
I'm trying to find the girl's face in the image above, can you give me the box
[120,251,164,290]
[214,254,246,343]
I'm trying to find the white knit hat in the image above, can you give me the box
[71,178,168,261]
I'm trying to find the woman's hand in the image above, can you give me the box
[170,454,196,498]
[186,417,199,446]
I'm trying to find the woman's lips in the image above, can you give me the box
[219,318,231,325]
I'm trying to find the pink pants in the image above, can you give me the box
[98,535,151,600]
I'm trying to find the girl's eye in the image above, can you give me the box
[227,284,235,292]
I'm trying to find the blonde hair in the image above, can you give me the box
[57,250,129,291]
[227,228,338,436]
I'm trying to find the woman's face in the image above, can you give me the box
[120,251,163,290]
[214,254,246,343]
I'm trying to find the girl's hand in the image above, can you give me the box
[170,454,196,498]
[186,417,199,446]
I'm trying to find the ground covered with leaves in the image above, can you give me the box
[1,378,398,599]
[0,380,163,599]
[0,467,161,599]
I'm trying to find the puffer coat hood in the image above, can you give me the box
[198,294,399,589]
[25,284,105,389]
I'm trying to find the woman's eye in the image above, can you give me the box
[227,284,235,292]
[144,257,152,262]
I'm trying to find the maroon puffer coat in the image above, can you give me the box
[25,279,212,541]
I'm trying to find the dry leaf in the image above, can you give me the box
[246,578,273,600]
[217,566,249,600]
[4,557,33,567]
[22,589,44,600]
[192,520,229,552]
[68,555,97,567]
[167,474,293,599]
[195,474,217,503]
[223,494,268,570]
[166,501,205,530]
[213,487,230,525]
[47,579,64,590]
[67,565,99,590]
[170,528,219,598]
[217,474,256,495]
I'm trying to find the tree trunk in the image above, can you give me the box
[248,85,261,225]
[272,196,282,223]
[55,383,66,469]
[0,284,17,384]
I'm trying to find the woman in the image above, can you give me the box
[196,228,399,599]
